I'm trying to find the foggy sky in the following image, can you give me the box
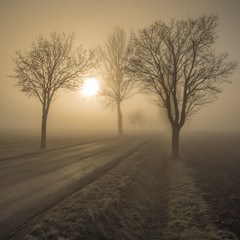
[0,0,239,136]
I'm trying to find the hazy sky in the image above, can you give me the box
[0,0,239,136]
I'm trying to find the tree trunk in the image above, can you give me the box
[41,108,48,149]
[117,102,123,136]
[171,124,181,158]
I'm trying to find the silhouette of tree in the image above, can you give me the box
[129,15,237,157]
[11,33,94,149]
[128,109,145,132]
[98,27,137,136]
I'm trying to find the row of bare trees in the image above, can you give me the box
[11,14,237,157]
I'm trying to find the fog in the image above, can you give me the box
[0,0,240,138]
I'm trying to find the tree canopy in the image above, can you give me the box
[98,27,138,135]
[12,32,94,148]
[129,15,237,157]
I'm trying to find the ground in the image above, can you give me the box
[5,132,240,240]
[182,132,240,239]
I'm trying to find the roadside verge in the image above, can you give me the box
[11,138,168,240]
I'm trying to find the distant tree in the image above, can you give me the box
[128,109,145,131]
[98,27,138,136]
[129,15,237,157]
[11,33,94,149]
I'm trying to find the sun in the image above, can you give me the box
[81,78,99,96]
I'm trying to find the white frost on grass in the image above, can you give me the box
[165,157,238,240]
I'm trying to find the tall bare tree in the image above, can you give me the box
[98,27,137,135]
[128,109,145,132]
[11,32,94,149]
[129,15,237,157]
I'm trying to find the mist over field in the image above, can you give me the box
[0,0,240,240]
[1,0,240,137]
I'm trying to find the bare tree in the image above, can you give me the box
[11,32,94,149]
[98,26,137,135]
[129,15,237,157]
[128,109,145,132]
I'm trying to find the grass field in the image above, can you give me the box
[182,131,240,239]
[3,132,240,240]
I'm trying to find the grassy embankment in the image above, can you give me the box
[22,139,168,240]
[165,157,238,240]
[20,138,237,240]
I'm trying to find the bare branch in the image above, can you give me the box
[129,14,238,128]
[97,26,138,108]
[9,32,95,148]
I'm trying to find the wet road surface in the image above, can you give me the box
[0,136,150,239]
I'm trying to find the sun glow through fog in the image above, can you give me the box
[81,78,99,96]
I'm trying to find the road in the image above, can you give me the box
[0,136,150,239]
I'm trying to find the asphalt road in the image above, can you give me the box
[0,136,149,239]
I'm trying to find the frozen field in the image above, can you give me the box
[1,131,240,240]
